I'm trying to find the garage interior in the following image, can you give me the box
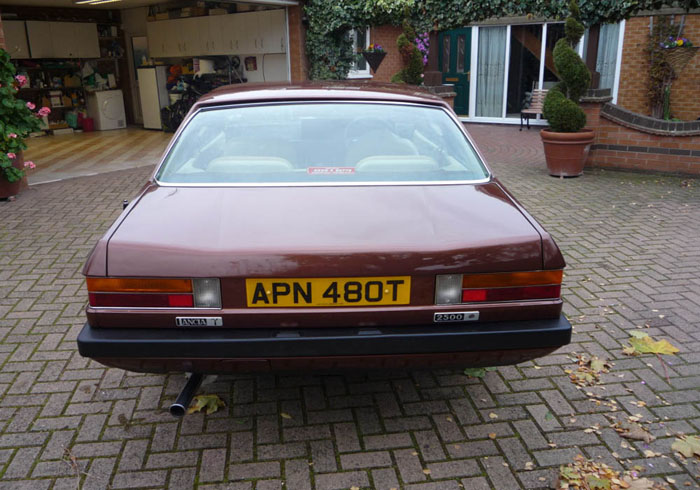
[0,0,297,183]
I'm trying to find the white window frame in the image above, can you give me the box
[347,27,372,79]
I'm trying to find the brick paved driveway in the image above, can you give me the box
[1,125,699,489]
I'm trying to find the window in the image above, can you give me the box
[348,28,371,78]
[156,103,489,185]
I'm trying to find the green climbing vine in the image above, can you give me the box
[304,0,700,80]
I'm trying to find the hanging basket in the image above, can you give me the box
[662,46,699,76]
[362,51,387,73]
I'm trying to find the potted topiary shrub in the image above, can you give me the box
[0,48,49,199]
[541,0,594,177]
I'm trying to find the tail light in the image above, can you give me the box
[87,278,221,308]
[435,271,562,305]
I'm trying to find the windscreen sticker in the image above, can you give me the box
[307,167,356,175]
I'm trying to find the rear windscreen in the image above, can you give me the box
[156,102,489,184]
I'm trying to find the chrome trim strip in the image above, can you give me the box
[151,100,493,188]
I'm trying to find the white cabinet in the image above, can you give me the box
[26,21,99,59]
[3,21,30,59]
[26,21,53,58]
[75,23,100,58]
[259,9,286,54]
[145,9,288,58]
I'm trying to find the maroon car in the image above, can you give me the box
[78,83,570,375]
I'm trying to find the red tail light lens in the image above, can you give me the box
[436,271,562,305]
[87,278,220,308]
[461,285,561,303]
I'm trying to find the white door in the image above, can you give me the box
[206,16,225,55]
[26,21,54,58]
[50,22,78,58]
[260,9,286,54]
[4,21,30,59]
[75,23,100,58]
[147,21,165,58]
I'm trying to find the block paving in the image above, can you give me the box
[0,125,699,489]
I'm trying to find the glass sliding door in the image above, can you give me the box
[476,26,507,117]
[596,23,620,90]
[542,23,566,90]
[506,24,543,118]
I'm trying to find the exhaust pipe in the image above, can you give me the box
[170,373,203,418]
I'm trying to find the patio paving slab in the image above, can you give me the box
[0,123,698,489]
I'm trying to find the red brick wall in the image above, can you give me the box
[582,101,700,174]
[617,15,700,121]
[287,5,308,82]
[369,25,402,82]
[0,10,5,49]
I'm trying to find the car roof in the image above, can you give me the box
[193,81,450,110]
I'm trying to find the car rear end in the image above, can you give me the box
[77,84,571,373]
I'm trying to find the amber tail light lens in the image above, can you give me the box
[435,271,562,305]
[87,278,221,308]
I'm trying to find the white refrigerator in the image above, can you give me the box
[138,66,169,130]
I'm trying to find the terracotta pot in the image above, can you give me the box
[540,129,595,178]
[0,151,27,199]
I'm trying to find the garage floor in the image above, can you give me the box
[25,127,172,185]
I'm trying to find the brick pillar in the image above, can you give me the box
[286,5,308,82]
[0,9,6,50]
[580,89,613,167]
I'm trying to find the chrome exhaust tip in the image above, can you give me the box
[169,373,203,418]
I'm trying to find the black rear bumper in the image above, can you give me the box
[78,315,571,359]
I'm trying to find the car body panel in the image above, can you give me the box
[79,83,570,373]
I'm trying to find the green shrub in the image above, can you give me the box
[542,0,590,133]
[392,20,424,85]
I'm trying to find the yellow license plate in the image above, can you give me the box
[246,277,411,307]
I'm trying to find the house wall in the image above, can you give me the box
[617,14,700,121]
[287,5,307,82]
[369,25,402,82]
[0,10,5,49]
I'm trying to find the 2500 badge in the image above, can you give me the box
[246,277,411,307]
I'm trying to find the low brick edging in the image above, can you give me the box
[582,94,700,175]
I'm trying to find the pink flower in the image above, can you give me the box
[14,75,28,87]
[24,161,36,169]
[37,107,51,117]
[8,133,17,138]
[26,102,35,110]
[7,152,16,159]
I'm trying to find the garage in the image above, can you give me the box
[0,0,303,185]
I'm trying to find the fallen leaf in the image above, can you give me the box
[524,461,534,470]
[280,412,293,419]
[672,435,700,458]
[625,332,679,356]
[187,394,225,415]
[488,413,498,420]
[422,468,431,475]
[488,433,497,440]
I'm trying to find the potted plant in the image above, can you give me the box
[0,48,49,199]
[361,43,387,73]
[541,0,594,177]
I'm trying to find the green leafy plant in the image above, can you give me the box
[391,20,424,84]
[303,0,700,81]
[0,48,50,182]
[542,1,590,133]
[648,16,683,119]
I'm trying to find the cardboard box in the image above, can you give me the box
[155,12,169,20]
[209,8,227,15]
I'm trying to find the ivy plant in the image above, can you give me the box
[304,0,700,80]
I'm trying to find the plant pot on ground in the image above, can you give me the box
[541,0,593,178]
[0,152,27,200]
[0,48,48,198]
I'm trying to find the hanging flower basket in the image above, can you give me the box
[362,51,387,73]
[662,46,698,76]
